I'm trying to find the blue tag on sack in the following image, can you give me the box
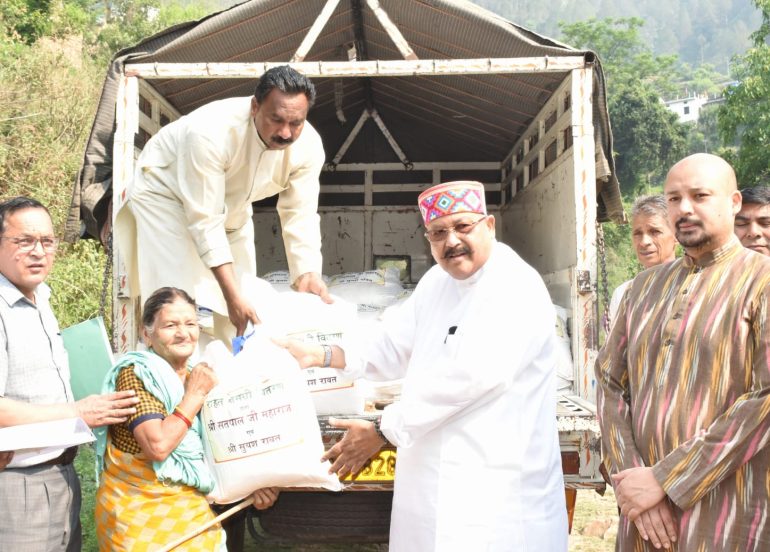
[231,323,256,355]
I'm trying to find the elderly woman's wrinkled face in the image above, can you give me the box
[143,298,199,367]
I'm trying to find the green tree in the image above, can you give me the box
[718,0,770,186]
[611,83,688,195]
[559,18,688,194]
[560,17,678,97]
[0,0,93,43]
[92,0,213,63]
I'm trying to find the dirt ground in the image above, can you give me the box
[244,489,619,551]
[568,488,619,551]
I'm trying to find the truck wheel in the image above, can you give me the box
[247,491,393,545]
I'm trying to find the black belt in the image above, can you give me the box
[35,446,78,467]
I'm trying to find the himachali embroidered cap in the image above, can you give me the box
[418,181,487,225]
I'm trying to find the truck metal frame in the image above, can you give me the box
[77,0,624,542]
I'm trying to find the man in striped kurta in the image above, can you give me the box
[596,153,770,551]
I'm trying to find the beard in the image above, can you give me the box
[675,217,712,248]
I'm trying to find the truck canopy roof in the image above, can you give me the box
[68,0,624,241]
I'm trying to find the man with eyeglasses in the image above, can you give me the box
[278,181,567,551]
[0,196,139,551]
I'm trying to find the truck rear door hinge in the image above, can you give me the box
[576,270,593,294]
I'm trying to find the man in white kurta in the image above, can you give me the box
[117,66,327,340]
[281,181,568,551]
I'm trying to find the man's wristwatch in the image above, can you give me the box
[321,344,332,368]
[373,417,388,443]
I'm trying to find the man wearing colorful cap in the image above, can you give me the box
[279,181,568,550]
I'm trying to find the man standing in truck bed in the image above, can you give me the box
[116,65,330,342]
[280,181,568,551]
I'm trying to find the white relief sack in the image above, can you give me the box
[240,276,366,415]
[201,335,342,504]
[277,296,365,416]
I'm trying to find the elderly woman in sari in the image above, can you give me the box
[94,287,278,551]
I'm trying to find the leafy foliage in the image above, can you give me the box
[559,18,689,195]
[0,0,210,332]
[610,85,688,195]
[475,0,761,74]
[0,33,108,330]
[718,0,770,186]
[92,0,212,63]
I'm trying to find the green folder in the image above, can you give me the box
[61,317,114,401]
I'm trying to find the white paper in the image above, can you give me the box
[0,418,95,468]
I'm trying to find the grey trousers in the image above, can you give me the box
[0,463,82,552]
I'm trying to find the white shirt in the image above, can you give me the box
[349,241,568,551]
[118,96,326,302]
[0,275,71,465]
[609,279,632,328]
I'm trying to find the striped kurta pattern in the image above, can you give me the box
[596,237,770,551]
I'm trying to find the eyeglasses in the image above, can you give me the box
[424,216,488,243]
[0,236,60,253]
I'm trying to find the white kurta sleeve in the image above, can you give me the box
[344,293,419,382]
[176,131,233,268]
[380,265,556,449]
[277,139,325,281]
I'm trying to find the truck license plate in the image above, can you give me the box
[343,449,396,482]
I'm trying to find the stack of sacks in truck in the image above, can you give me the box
[326,267,404,320]
[261,270,331,293]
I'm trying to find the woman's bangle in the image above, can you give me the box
[174,404,194,422]
[172,407,192,428]
[321,344,332,368]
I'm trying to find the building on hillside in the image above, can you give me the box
[662,81,738,123]
[663,93,709,123]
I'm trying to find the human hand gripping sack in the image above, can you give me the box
[179,362,218,414]
[225,291,261,336]
[251,487,281,510]
[272,338,346,370]
[293,272,333,304]
[321,418,386,478]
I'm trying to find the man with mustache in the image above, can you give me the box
[596,153,770,551]
[734,185,770,256]
[608,194,677,324]
[279,181,568,551]
[117,65,330,345]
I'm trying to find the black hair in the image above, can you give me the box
[0,196,50,234]
[740,186,770,207]
[254,65,316,107]
[142,287,196,329]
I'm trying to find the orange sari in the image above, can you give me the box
[95,444,225,551]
